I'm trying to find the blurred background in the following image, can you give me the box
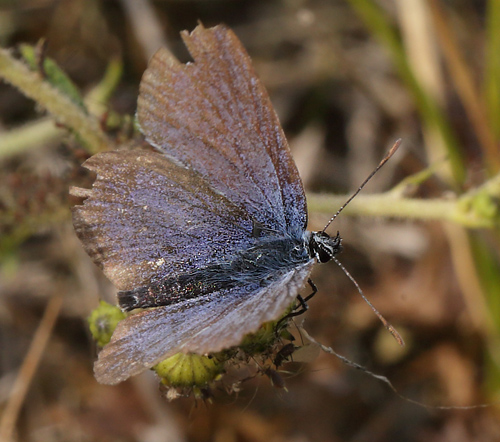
[1,0,500,441]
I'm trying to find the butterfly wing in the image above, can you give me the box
[138,24,307,237]
[94,261,313,384]
[72,149,256,291]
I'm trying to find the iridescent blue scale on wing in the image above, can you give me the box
[73,149,260,291]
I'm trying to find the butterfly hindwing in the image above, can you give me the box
[72,150,256,291]
[94,262,313,384]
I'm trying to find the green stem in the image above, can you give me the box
[0,117,65,158]
[0,47,111,154]
[307,193,496,229]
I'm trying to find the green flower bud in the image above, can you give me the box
[154,353,224,388]
[88,301,126,347]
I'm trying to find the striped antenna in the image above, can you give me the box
[322,139,402,233]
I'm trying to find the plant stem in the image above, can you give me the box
[0,47,111,154]
[307,193,496,229]
[0,117,65,158]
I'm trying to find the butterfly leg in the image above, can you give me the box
[302,278,318,303]
[288,278,317,317]
[276,279,317,331]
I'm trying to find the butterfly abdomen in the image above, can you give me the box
[118,285,174,311]
[118,272,228,311]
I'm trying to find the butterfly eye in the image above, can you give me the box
[309,231,342,263]
[317,245,333,263]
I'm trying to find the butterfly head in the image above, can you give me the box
[307,231,343,263]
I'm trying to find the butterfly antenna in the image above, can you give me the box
[322,139,402,233]
[332,256,405,347]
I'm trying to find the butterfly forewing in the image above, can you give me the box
[138,24,307,236]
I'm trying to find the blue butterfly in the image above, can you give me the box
[73,24,349,385]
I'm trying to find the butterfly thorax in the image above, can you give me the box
[118,236,312,312]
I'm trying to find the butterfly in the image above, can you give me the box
[73,24,359,385]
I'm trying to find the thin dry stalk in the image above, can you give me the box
[428,0,500,172]
[0,291,64,442]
